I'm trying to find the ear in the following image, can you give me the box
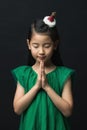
[27,39,31,50]
[54,40,59,50]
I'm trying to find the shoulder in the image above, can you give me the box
[11,65,31,73]
[11,65,32,87]
[57,66,75,74]
[57,66,75,89]
[11,65,32,78]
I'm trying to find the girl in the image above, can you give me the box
[11,12,75,130]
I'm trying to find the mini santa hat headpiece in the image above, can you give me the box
[43,12,56,28]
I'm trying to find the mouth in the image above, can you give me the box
[38,56,46,60]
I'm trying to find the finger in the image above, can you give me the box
[40,61,44,69]
[37,61,42,78]
[41,61,44,68]
[41,61,45,75]
[40,61,42,71]
[40,61,44,68]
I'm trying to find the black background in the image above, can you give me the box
[0,0,87,130]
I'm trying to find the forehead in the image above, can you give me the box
[30,32,53,43]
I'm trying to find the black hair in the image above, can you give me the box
[27,19,63,66]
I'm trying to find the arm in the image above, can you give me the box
[13,82,40,115]
[41,61,73,117]
[43,77,74,117]
[13,63,43,115]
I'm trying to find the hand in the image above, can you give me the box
[35,61,42,89]
[40,61,49,89]
[35,61,49,90]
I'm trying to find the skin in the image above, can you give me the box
[13,32,74,117]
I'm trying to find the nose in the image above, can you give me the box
[39,47,45,55]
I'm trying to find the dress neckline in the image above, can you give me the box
[31,66,58,76]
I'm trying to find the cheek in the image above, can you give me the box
[47,48,54,54]
[46,49,54,59]
[30,48,37,56]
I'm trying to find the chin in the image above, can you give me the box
[37,57,45,61]
[38,59,45,62]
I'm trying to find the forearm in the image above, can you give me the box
[13,85,40,115]
[44,85,73,117]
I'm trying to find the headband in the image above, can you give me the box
[43,12,56,28]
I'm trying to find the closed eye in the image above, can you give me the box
[44,44,52,48]
[32,43,52,48]
[32,43,39,48]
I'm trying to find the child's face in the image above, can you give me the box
[27,32,57,64]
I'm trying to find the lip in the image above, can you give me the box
[38,56,46,60]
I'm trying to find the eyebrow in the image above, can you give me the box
[32,43,39,45]
[32,42,52,45]
[44,43,51,45]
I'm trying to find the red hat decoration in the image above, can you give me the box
[43,12,56,27]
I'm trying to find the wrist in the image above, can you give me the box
[34,84,41,91]
[43,84,50,93]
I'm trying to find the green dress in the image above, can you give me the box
[11,65,75,130]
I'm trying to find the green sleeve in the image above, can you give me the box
[59,67,75,92]
[11,66,28,88]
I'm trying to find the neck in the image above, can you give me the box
[32,61,56,74]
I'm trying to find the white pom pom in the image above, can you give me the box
[43,16,56,28]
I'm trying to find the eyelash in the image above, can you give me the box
[33,45,51,48]
[44,45,50,48]
[33,45,38,48]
